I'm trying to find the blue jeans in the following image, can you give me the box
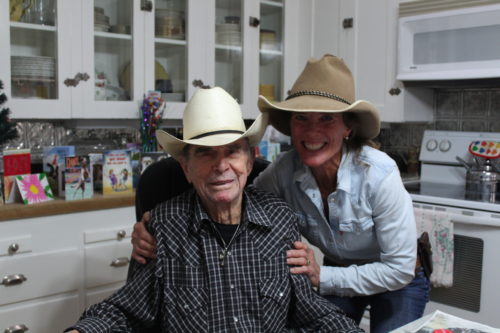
[323,268,430,333]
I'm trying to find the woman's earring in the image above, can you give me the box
[344,136,350,141]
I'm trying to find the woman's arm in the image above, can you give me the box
[319,168,417,297]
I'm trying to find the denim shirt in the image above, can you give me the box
[253,146,416,297]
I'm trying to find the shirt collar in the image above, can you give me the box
[188,187,273,234]
[292,145,353,194]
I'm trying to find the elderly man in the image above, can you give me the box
[66,87,363,333]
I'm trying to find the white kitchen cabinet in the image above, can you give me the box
[1,0,306,121]
[0,206,135,332]
[141,0,304,120]
[0,0,146,119]
[0,294,79,333]
[313,0,433,123]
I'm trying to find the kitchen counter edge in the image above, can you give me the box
[0,193,135,222]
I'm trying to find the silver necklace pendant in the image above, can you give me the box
[219,251,226,266]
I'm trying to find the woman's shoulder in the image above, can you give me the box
[357,145,397,171]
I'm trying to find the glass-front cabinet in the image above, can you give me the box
[259,0,283,103]
[215,0,243,103]
[79,0,145,118]
[153,0,187,103]
[1,0,298,120]
[1,0,72,118]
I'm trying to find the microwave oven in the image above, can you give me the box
[397,2,500,81]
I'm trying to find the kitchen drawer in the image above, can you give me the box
[84,225,133,244]
[0,248,80,306]
[0,294,79,333]
[0,235,32,256]
[85,241,132,288]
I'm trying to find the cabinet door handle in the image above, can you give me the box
[4,324,29,333]
[117,230,126,239]
[1,274,27,286]
[64,72,90,87]
[8,243,19,254]
[140,0,152,11]
[249,16,260,27]
[192,79,210,89]
[110,257,130,267]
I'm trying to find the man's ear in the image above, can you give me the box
[247,147,256,176]
[178,157,192,184]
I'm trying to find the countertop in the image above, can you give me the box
[0,193,135,222]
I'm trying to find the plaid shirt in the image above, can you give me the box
[68,186,363,333]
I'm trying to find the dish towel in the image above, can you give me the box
[414,206,454,288]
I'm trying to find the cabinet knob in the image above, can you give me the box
[389,87,401,96]
[249,16,260,27]
[8,243,19,254]
[192,79,210,89]
[117,230,127,239]
[140,0,153,12]
[4,324,29,333]
[64,72,90,87]
[110,257,130,267]
[343,18,353,29]
[1,274,27,286]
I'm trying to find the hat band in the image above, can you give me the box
[189,129,245,140]
[286,90,351,105]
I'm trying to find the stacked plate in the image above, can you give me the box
[155,9,184,39]
[94,7,110,32]
[216,23,241,46]
[11,56,56,80]
[260,30,278,50]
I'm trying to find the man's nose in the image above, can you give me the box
[213,155,230,172]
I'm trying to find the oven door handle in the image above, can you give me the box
[449,214,500,227]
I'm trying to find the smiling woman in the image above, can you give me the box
[253,54,428,333]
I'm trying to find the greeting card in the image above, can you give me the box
[42,145,75,197]
[3,149,31,203]
[13,173,54,205]
[64,156,93,201]
[103,150,133,195]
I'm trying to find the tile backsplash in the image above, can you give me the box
[379,87,500,175]
[2,87,500,171]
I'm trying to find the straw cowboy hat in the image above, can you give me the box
[258,54,380,139]
[157,87,269,159]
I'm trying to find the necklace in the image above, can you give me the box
[211,222,241,267]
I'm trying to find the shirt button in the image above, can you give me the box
[230,284,235,289]
[233,316,238,323]
[279,292,284,297]
[184,304,189,309]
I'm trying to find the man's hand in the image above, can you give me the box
[287,241,320,287]
[131,211,157,264]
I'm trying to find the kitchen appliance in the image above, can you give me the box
[404,130,500,327]
[397,1,500,81]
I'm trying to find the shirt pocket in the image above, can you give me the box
[338,215,374,233]
[259,275,290,331]
[162,260,208,331]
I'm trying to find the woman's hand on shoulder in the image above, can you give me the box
[287,241,320,287]
[131,211,157,263]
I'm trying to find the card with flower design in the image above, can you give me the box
[14,173,54,205]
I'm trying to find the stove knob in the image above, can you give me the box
[439,139,451,152]
[426,139,438,151]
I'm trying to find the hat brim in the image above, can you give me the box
[157,112,269,160]
[258,95,380,139]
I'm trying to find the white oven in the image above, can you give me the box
[404,130,500,327]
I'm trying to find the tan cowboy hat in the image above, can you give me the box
[258,54,380,139]
[157,87,269,159]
